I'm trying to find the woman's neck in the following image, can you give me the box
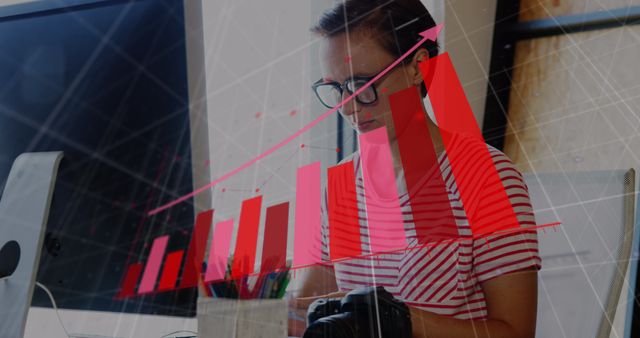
[389,119,444,177]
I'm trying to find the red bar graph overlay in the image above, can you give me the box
[138,235,169,294]
[327,161,361,260]
[204,218,234,282]
[231,196,262,278]
[261,202,289,272]
[358,127,407,254]
[179,209,214,288]
[293,162,322,268]
[117,263,143,298]
[389,86,458,245]
[158,250,184,291]
[420,53,521,235]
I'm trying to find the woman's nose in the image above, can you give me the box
[340,91,359,118]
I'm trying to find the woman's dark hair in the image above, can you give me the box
[312,0,439,96]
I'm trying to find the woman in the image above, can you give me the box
[289,1,540,337]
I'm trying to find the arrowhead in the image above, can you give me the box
[419,23,443,42]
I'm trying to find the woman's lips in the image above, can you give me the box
[357,120,376,131]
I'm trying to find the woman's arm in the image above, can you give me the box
[288,263,338,299]
[287,264,339,336]
[410,268,538,338]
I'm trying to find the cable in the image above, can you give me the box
[36,281,196,338]
[36,281,71,338]
[158,330,198,338]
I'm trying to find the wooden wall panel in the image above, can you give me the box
[520,0,640,21]
[503,25,640,173]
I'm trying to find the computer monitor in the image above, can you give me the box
[0,152,63,338]
[0,0,197,317]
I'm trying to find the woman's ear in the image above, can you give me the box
[410,48,429,86]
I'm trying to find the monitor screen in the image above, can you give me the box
[0,0,197,316]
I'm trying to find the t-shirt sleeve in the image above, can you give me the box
[472,148,541,283]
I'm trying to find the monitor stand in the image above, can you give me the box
[0,152,63,338]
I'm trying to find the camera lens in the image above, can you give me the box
[303,313,359,338]
[307,298,341,325]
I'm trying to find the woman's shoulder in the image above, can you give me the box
[445,133,522,176]
[485,144,524,179]
[337,150,360,165]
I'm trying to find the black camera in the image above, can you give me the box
[303,286,412,338]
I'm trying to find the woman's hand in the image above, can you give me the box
[287,291,347,337]
[296,290,347,309]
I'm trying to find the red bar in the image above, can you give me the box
[158,250,184,291]
[204,219,234,283]
[327,161,361,260]
[179,209,214,288]
[389,86,458,245]
[358,127,407,254]
[138,235,169,294]
[420,53,521,235]
[292,162,322,268]
[261,202,289,272]
[117,263,143,298]
[231,196,262,278]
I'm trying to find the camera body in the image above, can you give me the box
[303,286,412,338]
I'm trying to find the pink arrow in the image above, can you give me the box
[419,23,443,41]
[148,24,443,216]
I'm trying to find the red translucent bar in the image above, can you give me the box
[204,219,234,283]
[117,263,143,298]
[292,162,322,268]
[389,86,458,244]
[261,202,289,272]
[327,161,361,260]
[138,235,169,294]
[231,196,262,278]
[158,250,184,291]
[420,53,521,235]
[179,209,214,288]
[358,127,407,254]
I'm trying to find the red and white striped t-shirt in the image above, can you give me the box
[320,139,540,320]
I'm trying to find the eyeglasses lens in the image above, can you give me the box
[315,84,341,109]
[347,79,376,104]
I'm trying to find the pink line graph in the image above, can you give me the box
[147,25,443,216]
[293,162,322,267]
[204,218,234,283]
[358,127,407,253]
[138,235,169,294]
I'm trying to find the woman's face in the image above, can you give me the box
[318,31,421,139]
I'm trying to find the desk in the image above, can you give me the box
[24,305,297,338]
[25,307,197,338]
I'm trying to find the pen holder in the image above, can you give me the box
[197,297,288,338]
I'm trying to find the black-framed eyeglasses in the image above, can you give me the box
[311,61,397,109]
